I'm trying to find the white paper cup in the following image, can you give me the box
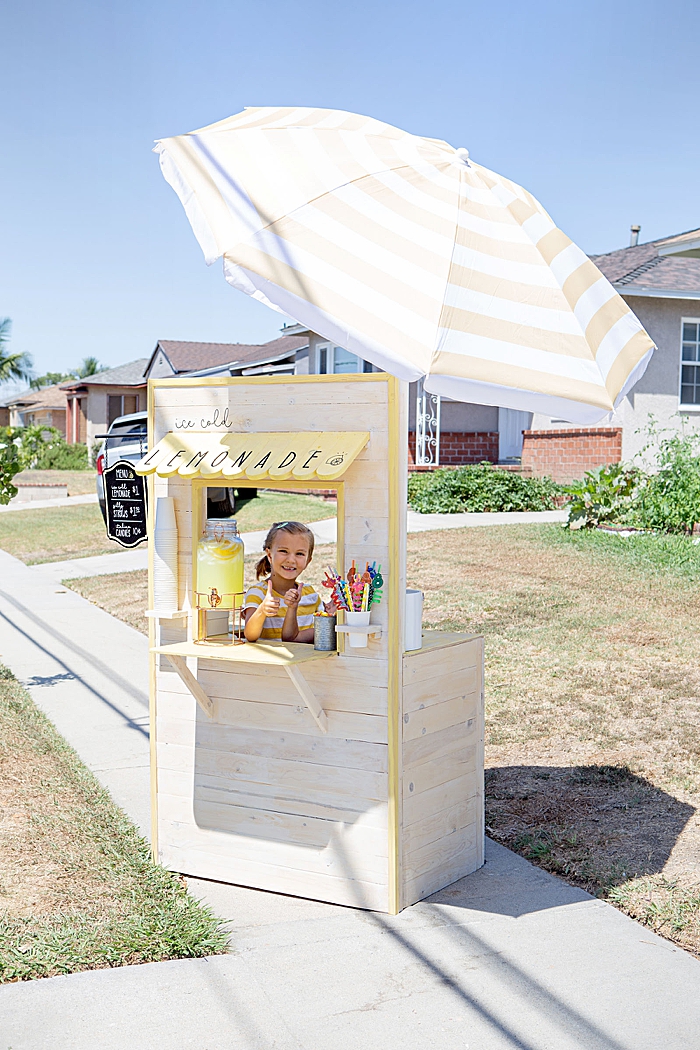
[155,497,176,531]
[345,610,371,648]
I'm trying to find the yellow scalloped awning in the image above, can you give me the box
[134,431,370,481]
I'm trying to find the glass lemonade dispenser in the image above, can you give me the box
[194,518,245,644]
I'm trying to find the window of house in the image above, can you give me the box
[316,343,373,375]
[108,393,139,424]
[108,396,122,425]
[680,320,700,406]
[317,344,328,374]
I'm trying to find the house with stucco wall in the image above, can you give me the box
[4,384,67,436]
[62,360,149,446]
[520,227,700,481]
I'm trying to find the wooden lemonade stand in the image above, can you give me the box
[138,372,484,914]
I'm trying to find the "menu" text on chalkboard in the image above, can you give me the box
[104,460,148,548]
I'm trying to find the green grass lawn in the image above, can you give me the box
[0,490,335,565]
[0,504,128,564]
[406,524,700,956]
[0,665,227,981]
[231,489,335,532]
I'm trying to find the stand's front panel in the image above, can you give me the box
[149,375,403,911]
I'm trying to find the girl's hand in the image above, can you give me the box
[284,583,303,608]
[261,579,281,617]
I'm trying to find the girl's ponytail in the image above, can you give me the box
[255,552,272,579]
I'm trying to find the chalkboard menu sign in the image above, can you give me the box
[104,460,148,548]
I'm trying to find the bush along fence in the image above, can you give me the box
[407,462,561,514]
[566,430,700,534]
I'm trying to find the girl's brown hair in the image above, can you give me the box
[255,521,316,579]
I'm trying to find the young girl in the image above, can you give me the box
[243,521,323,644]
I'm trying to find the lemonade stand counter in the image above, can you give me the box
[138,373,484,914]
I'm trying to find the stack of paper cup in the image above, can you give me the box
[153,497,179,612]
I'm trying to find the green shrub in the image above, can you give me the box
[407,463,561,514]
[0,425,89,471]
[0,438,21,505]
[565,431,700,534]
[566,463,640,530]
[0,424,56,470]
[34,441,89,470]
[629,432,700,534]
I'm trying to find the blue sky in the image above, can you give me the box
[2,0,698,380]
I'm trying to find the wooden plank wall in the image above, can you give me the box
[401,637,484,908]
[151,376,400,910]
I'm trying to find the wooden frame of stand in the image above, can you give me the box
[144,373,484,913]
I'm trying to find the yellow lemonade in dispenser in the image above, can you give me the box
[196,519,244,608]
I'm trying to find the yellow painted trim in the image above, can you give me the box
[386,374,401,914]
[147,386,158,863]
[148,372,389,390]
[335,482,346,656]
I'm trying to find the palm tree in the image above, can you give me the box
[0,318,33,384]
[30,370,74,390]
[74,356,104,378]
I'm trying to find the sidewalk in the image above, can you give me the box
[31,510,568,583]
[1,547,699,1049]
[0,492,98,513]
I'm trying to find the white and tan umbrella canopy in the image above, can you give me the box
[155,107,654,423]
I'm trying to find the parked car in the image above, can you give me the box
[95,411,255,524]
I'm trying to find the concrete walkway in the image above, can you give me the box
[32,510,568,583]
[2,547,698,1049]
[0,492,98,513]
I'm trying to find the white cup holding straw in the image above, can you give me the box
[345,610,371,647]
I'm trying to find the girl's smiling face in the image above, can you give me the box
[267,531,311,584]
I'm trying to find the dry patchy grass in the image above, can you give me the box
[407,524,700,954]
[65,525,700,954]
[0,667,227,980]
[66,569,150,633]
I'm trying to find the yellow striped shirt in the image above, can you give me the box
[243,581,321,640]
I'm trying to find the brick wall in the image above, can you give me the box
[408,431,499,466]
[521,428,622,483]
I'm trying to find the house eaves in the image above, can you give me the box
[657,239,700,259]
[615,286,700,300]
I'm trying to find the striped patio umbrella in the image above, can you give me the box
[155,107,654,423]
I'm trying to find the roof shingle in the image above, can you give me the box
[154,335,307,374]
[9,384,67,410]
[592,230,700,294]
[61,359,150,389]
